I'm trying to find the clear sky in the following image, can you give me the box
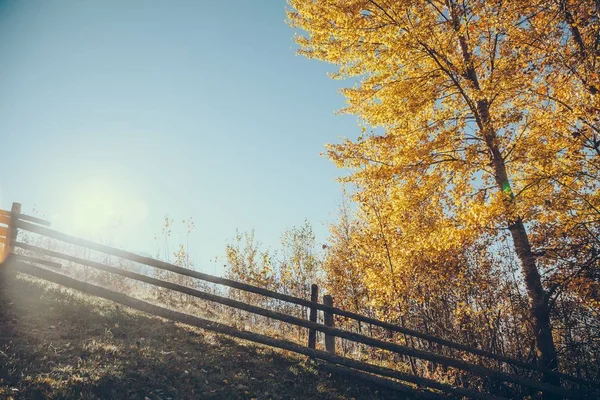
[0,0,359,274]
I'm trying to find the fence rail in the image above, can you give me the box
[1,202,598,399]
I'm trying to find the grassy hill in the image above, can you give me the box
[0,271,402,400]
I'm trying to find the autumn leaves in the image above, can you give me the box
[287,0,599,384]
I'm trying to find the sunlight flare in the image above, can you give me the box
[67,180,148,236]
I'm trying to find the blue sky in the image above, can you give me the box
[0,0,359,274]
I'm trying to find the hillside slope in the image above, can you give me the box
[0,271,402,400]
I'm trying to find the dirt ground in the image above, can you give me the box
[0,270,404,400]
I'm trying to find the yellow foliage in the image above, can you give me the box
[289,0,600,370]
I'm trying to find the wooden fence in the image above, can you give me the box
[1,202,598,400]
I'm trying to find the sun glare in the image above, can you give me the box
[72,183,120,233]
[67,180,148,236]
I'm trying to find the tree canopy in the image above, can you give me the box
[288,0,600,378]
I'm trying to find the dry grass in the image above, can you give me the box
[0,271,404,400]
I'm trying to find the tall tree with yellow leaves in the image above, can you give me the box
[288,0,599,383]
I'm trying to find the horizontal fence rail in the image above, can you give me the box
[1,206,597,399]
[7,260,503,400]
[13,217,598,390]
[12,241,579,399]
[13,253,62,269]
[0,210,51,227]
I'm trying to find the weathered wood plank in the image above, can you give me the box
[0,219,6,263]
[3,203,21,262]
[308,284,318,349]
[14,242,582,399]
[0,209,51,227]
[323,295,335,355]
[316,363,445,400]
[0,214,10,226]
[16,213,51,227]
[7,260,509,400]
[13,254,62,268]
[13,219,597,390]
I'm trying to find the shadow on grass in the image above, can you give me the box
[0,271,401,400]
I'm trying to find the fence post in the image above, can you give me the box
[0,219,6,264]
[0,202,19,286]
[323,294,336,355]
[308,284,318,349]
[4,203,21,262]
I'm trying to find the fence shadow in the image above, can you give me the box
[0,272,400,400]
[3,205,597,400]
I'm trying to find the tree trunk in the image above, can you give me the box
[481,99,560,389]
[444,2,560,391]
[507,219,559,376]
[481,116,560,396]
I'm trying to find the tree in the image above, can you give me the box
[279,220,322,303]
[224,223,323,341]
[225,229,276,302]
[287,0,600,383]
[323,201,370,327]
